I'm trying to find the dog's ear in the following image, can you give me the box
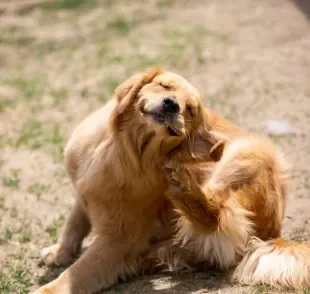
[209,139,225,162]
[114,73,142,103]
[111,67,162,130]
[114,67,162,104]
[170,128,225,164]
[189,129,225,162]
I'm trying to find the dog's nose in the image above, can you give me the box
[162,97,180,113]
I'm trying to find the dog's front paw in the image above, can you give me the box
[40,244,72,266]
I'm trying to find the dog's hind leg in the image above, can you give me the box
[163,162,226,234]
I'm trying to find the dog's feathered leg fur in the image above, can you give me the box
[164,136,310,290]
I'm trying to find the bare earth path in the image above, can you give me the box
[0,0,309,293]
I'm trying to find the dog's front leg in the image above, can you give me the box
[33,235,139,294]
[40,201,91,266]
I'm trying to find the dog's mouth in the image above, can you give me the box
[141,109,183,137]
[165,122,182,137]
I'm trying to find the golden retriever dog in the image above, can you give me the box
[33,68,310,294]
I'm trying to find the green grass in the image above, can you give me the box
[156,0,174,7]
[19,230,32,243]
[28,183,48,200]
[0,36,35,46]
[6,77,43,101]
[51,87,69,106]
[104,77,121,95]
[0,197,4,210]
[18,0,98,14]
[45,216,65,243]
[0,263,33,294]
[251,283,270,294]
[161,26,220,67]
[0,228,14,244]
[10,208,18,218]
[107,15,133,36]
[8,120,65,161]
[45,225,58,243]
[3,169,20,189]
[0,224,32,244]
[0,99,15,112]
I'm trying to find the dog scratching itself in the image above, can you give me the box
[32,68,309,294]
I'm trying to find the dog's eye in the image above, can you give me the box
[159,82,172,90]
[186,105,194,117]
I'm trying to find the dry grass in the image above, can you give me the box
[0,0,310,293]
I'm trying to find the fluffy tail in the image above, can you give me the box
[233,237,310,290]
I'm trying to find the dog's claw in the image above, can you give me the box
[162,161,185,192]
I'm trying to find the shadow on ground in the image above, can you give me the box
[293,0,310,23]
[38,263,234,294]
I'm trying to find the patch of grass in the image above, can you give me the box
[106,55,124,64]
[18,0,97,14]
[0,228,13,244]
[51,87,69,106]
[0,196,4,209]
[304,287,310,294]
[4,119,66,162]
[98,47,124,65]
[0,99,15,113]
[45,225,58,243]
[251,283,270,294]
[0,36,35,46]
[207,81,238,108]
[104,77,121,95]
[28,183,48,200]
[107,15,133,36]
[10,120,65,161]
[156,0,174,7]
[13,119,42,148]
[97,44,108,60]
[303,174,310,190]
[3,169,20,189]
[126,54,158,76]
[0,262,33,294]
[204,28,230,43]
[58,0,94,9]
[162,28,188,39]
[10,207,18,218]
[161,26,209,67]
[45,216,65,243]
[19,230,32,243]
[6,77,43,101]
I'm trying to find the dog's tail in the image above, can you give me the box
[233,237,310,290]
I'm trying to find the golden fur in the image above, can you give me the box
[33,68,310,293]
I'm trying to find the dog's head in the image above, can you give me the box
[112,68,224,164]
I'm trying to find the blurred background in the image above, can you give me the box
[0,0,309,293]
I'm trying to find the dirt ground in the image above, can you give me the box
[0,0,309,293]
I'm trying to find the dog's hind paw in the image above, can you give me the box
[163,162,181,186]
[162,161,189,194]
